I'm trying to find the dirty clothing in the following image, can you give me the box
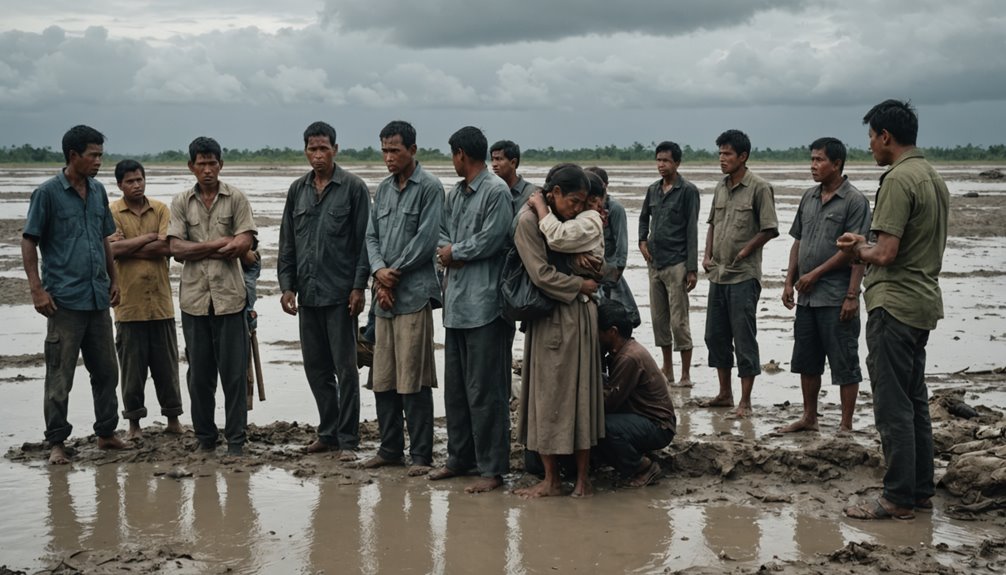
[603,338,677,430]
[790,305,861,386]
[705,279,762,377]
[299,305,360,449]
[182,309,249,448]
[705,170,778,285]
[109,197,174,322]
[648,262,693,350]
[115,318,183,420]
[374,387,434,466]
[638,175,700,272]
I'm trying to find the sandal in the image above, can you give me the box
[844,498,915,521]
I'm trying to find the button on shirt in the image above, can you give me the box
[439,168,514,329]
[789,177,871,307]
[23,171,116,310]
[167,181,257,316]
[706,170,779,285]
[277,165,371,307]
[110,197,175,322]
[638,175,700,272]
[366,163,445,318]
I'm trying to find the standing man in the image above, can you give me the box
[587,166,641,328]
[168,137,257,456]
[490,140,536,212]
[22,125,128,464]
[701,129,779,418]
[840,100,949,521]
[108,159,184,440]
[362,121,444,475]
[638,141,700,387]
[428,126,513,493]
[278,121,370,458]
[778,138,870,434]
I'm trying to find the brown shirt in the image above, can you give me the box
[110,198,174,322]
[604,338,676,430]
[167,181,257,316]
[706,169,779,285]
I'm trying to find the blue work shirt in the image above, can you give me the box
[366,162,445,318]
[23,170,115,310]
[439,168,514,329]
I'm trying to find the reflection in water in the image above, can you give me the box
[189,468,261,573]
[703,504,761,562]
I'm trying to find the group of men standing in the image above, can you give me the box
[23,98,948,516]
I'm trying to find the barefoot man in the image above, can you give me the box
[701,129,778,418]
[22,125,129,464]
[778,138,870,434]
[108,159,184,439]
[428,126,513,493]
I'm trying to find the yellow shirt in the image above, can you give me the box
[110,198,175,322]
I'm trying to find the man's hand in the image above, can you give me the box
[31,287,57,317]
[685,271,697,293]
[376,285,396,310]
[348,289,365,317]
[732,246,750,266]
[574,253,604,276]
[702,255,712,274]
[109,282,121,307]
[281,290,298,316]
[639,241,652,264]
[839,295,860,322]
[108,230,126,243]
[240,249,259,267]
[374,268,401,289]
[436,245,454,268]
[836,232,865,255]
[782,283,796,310]
[579,278,599,296]
[795,270,819,294]
[216,237,245,259]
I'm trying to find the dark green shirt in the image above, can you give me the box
[706,170,779,285]
[638,175,700,272]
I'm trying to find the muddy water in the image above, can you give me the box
[1,163,1005,573]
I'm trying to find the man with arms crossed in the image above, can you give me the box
[168,137,257,456]
[839,100,948,520]
[638,141,700,387]
[22,124,128,464]
[278,121,370,458]
[108,159,184,440]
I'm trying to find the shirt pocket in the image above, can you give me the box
[732,205,755,232]
[56,207,80,237]
[403,208,421,236]
[293,206,311,235]
[819,212,843,241]
[326,206,352,237]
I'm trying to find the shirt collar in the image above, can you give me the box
[462,167,491,195]
[112,197,153,213]
[723,169,754,191]
[813,175,851,199]
[879,148,925,186]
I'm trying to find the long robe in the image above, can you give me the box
[514,208,604,454]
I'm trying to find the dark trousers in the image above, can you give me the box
[444,319,511,477]
[866,308,935,508]
[43,308,120,443]
[705,279,762,377]
[299,305,360,449]
[115,319,183,420]
[596,413,675,477]
[375,387,433,466]
[182,310,248,447]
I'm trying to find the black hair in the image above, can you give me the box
[544,163,589,197]
[448,126,488,161]
[655,140,682,163]
[598,300,633,339]
[809,137,847,173]
[862,99,918,146]
[715,129,751,159]
[61,125,105,164]
[188,136,222,163]
[379,120,417,149]
[585,171,606,199]
[114,159,145,183]
[489,140,521,168]
[303,121,337,147]
[585,166,608,186]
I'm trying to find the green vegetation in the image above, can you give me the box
[3,142,1006,165]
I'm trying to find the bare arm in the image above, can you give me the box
[130,239,171,259]
[782,240,799,309]
[104,236,120,307]
[21,236,56,316]
[836,231,901,267]
[734,229,777,263]
[795,249,854,294]
[169,236,233,261]
[109,232,159,258]
[701,224,714,273]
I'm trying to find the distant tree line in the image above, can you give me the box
[3,142,1006,164]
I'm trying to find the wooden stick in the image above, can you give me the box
[252,329,266,401]
[246,336,255,410]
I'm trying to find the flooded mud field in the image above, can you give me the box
[0,162,1004,574]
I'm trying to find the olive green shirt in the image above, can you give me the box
[706,170,779,285]
[864,149,949,330]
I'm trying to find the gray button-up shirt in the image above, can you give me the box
[23,171,116,311]
[638,175,700,272]
[439,168,513,329]
[511,175,536,211]
[603,197,629,269]
[366,162,444,318]
[790,177,871,307]
[278,164,371,307]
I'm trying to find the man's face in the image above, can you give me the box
[868,128,892,167]
[69,143,103,178]
[117,169,146,201]
[188,153,222,188]
[718,144,746,176]
[810,148,842,184]
[305,136,337,174]
[451,149,465,178]
[656,150,679,180]
[490,150,517,182]
[381,135,416,176]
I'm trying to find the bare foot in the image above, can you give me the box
[428,466,460,481]
[515,478,562,499]
[671,379,694,388]
[698,395,734,408]
[48,443,70,465]
[839,422,853,434]
[97,435,130,450]
[726,404,753,419]
[126,421,143,441]
[361,455,403,469]
[776,418,819,433]
[408,465,433,477]
[165,418,184,435]
[303,440,340,454]
[339,450,359,462]
[466,476,503,494]
[571,478,594,498]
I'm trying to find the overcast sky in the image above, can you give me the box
[1,0,1003,154]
